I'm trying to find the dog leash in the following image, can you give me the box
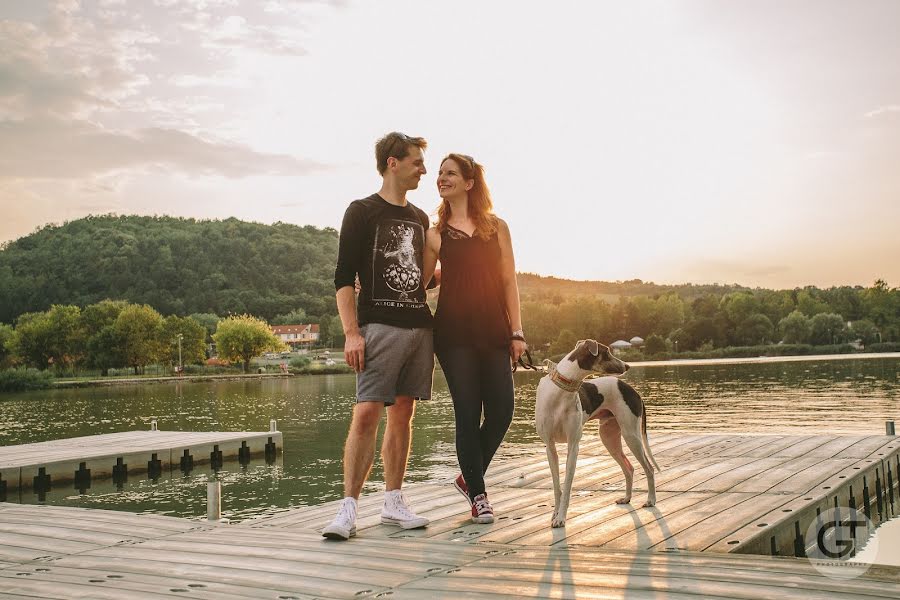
[513,349,540,372]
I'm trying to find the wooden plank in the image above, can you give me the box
[0,567,299,600]
[766,435,835,458]
[400,566,855,600]
[804,435,871,458]
[687,456,793,493]
[470,552,900,597]
[742,435,816,458]
[728,454,829,493]
[502,491,697,547]
[765,458,859,494]
[835,436,899,459]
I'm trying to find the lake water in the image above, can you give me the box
[1,354,898,563]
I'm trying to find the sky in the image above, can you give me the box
[1,0,898,289]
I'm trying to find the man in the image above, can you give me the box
[322,132,434,540]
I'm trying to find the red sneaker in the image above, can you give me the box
[471,493,494,524]
[453,474,472,506]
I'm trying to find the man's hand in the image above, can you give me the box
[510,339,527,364]
[344,330,365,373]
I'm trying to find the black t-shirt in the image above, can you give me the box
[334,194,433,329]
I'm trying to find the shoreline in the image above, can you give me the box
[51,372,298,388]
[41,351,900,389]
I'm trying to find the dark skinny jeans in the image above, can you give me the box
[437,344,515,501]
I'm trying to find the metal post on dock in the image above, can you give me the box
[150,419,158,431]
[887,420,896,436]
[270,419,277,432]
[207,476,221,521]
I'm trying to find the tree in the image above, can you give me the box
[682,317,723,350]
[809,313,847,345]
[159,315,207,368]
[46,304,85,373]
[796,288,830,317]
[114,304,164,374]
[653,293,686,337]
[188,313,220,341]
[849,319,879,346]
[10,311,55,369]
[720,292,760,327]
[0,323,14,368]
[327,314,344,348]
[552,329,578,355]
[213,314,285,373]
[82,300,129,375]
[861,280,898,339]
[778,310,812,344]
[644,334,667,355]
[736,314,774,346]
[271,308,308,325]
[86,325,126,376]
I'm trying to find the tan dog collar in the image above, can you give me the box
[547,362,582,393]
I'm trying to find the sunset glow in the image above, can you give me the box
[1,0,898,288]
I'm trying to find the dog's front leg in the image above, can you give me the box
[553,436,581,528]
[545,442,562,524]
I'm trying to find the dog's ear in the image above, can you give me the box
[586,339,599,356]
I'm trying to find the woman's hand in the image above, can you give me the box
[510,339,527,364]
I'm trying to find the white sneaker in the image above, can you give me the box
[322,497,357,540]
[381,490,429,529]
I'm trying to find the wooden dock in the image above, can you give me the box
[249,433,900,558]
[0,429,283,499]
[0,503,898,599]
[2,432,900,598]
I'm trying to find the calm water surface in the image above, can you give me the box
[1,354,898,524]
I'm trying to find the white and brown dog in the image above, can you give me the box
[535,339,660,527]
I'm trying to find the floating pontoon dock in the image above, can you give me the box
[1,432,899,598]
[0,428,282,499]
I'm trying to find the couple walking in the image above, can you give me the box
[322,132,527,540]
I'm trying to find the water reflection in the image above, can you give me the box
[1,355,897,521]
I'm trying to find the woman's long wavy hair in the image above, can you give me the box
[436,153,498,240]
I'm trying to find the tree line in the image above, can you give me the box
[1,216,897,368]
[0,300,288,375]
[520,277,899,355]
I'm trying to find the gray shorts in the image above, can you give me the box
[357,323,434,404]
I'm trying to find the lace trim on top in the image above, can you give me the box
[444,224,472,240]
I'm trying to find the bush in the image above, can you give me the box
[290,362,354,375]
[289,355,312,369]
[182,364,243,375]
[864,342,900,353]
[0,368,54,392]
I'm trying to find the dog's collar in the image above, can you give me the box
[548,362,583,393]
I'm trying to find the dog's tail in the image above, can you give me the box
[642,404,662,473]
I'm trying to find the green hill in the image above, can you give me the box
[0,215,339,323]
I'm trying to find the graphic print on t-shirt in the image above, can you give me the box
[372,219,425,306]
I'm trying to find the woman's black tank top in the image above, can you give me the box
[433,224,511,349]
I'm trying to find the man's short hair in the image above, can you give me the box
[375,132,427,175]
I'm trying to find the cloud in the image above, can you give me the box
[865,105,900,118]
[0,1,334,180]
[0,118,323,179]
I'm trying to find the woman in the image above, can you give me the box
[423,153,527,524]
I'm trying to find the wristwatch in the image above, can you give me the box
[511,329,526,342]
